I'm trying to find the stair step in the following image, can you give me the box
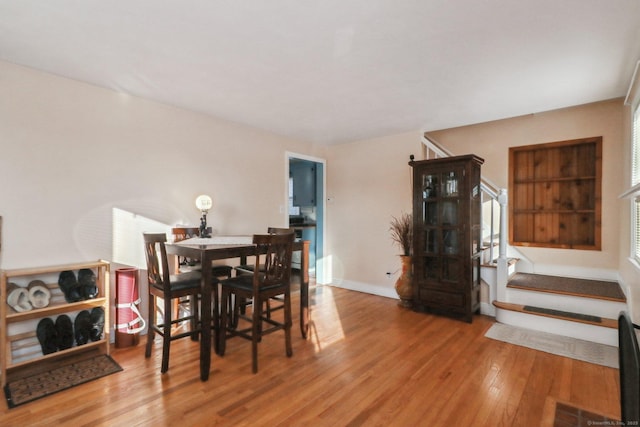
[493,301,617,329]
[507,273,625,302]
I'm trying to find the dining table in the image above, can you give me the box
[165,235,310,381]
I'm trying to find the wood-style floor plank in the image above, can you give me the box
[0,285,621,426]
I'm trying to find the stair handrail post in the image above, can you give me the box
[498,188,508,259]
[489,196,495,264]
[496,188,509,301]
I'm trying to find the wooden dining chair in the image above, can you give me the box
[143,232,219,373]
[233,227,292,321]
[234,227,292,273]
[171,227,233,331]
[171,227,233,278]
[219,232,295,373]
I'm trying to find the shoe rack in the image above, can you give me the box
[0,260,110,388]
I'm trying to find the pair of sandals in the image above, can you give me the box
[58,269,98,303]
[36,315,74,355]
[6,280,52,312]
[36,307,105,354]
[74,307,105,345]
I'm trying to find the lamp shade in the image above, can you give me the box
[195,194,213,211]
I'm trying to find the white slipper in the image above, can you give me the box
[7,283,32,312]
[28,280,51,309]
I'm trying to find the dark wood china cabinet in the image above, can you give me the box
[409,155,484,322]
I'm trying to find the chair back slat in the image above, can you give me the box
[143,233,171,291]
[253,232,294,289]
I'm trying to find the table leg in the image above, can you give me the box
[200,255,212,381]
[300,240,310,339]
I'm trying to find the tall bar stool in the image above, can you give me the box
[219,232,295,373]
[171,227,233,329]
[143,232,219,373]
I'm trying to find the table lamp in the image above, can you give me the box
[195,194,213,238]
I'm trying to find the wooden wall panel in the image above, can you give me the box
[509,137,602,250]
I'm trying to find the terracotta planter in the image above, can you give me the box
[395,255,413,308]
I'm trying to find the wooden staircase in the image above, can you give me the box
[422,134,627,346]
[493,273,626,346]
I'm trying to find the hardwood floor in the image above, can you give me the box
[1,285,621,426]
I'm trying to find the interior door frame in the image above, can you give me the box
[285,151,327,284]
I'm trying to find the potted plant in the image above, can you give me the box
[390,213,413,307]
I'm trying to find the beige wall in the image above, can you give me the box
[0,60,322,269]
[324,131,423,297]
[428,99,625,280]
[3,59,637,311]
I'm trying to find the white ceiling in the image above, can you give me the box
[1,1,639,144]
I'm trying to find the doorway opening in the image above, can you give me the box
[286,152,326,284]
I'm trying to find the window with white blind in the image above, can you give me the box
[631,103,640,263]
[632,105,640,262]
[633,106,640,185]
[635,198,640,262]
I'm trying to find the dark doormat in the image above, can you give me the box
[4,354,122,408]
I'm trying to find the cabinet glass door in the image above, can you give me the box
[442,171,460,197]
[441,200,458,226]
[424,229,438,253]
[441,168,461,284]
[422,174,439,199]
[442,258,460,283]
[442,229,459,255]
[423,201,438,225]
[423,257,439,280]
[419,166,463,285]
[471,183,481,255]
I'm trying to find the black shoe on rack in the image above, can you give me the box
[90,307,105,341]
[58,270,82,303]
[36,318,58,355]
[55,314,74,350]
[74,310,92,345]
[78,268,98,299]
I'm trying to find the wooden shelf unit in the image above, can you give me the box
[0,260,110,387]
[509,137,602,250]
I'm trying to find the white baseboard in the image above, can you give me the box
[480,302,496,317]
[331,280,499,318]
[330,279,398,299]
